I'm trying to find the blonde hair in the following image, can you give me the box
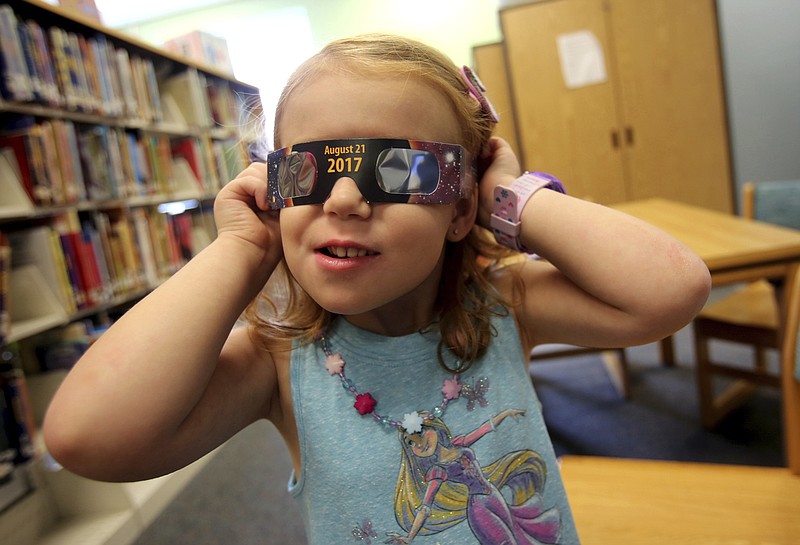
[246,34,516,372]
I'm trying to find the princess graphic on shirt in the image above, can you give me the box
[385,410,562,544]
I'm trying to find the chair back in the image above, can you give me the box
[782,264,800,474]
[744,180,800,230]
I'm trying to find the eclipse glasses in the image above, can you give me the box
[266,138,474,209]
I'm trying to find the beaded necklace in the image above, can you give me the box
[321,336,489,434]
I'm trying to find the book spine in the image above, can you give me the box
[0,6,33,101]
[0,362,36,464]
[0,235,10,346]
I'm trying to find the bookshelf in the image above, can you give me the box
[0,1,262,544]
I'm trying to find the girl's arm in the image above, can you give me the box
[479,138,711,352]
[454,409,526,447]
[43,163,284,482]
[386,479,442,544]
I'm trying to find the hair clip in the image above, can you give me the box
[460,66,500,124]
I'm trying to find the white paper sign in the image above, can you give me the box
[556,30,607,89]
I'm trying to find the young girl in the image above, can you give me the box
[43,34,711,544]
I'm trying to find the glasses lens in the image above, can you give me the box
[278,151,317,197]
[376,149,440,194]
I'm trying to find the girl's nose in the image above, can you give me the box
[322,177,371,218]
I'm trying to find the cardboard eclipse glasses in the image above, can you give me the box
[266,138,474,209]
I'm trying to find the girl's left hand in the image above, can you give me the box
[476,136,523,230]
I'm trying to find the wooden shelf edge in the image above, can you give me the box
[26,450,219,545]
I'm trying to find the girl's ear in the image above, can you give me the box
[447,183,479,242]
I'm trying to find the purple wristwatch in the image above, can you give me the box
[490,171,566,252]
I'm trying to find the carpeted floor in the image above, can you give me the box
[130,324,783,545]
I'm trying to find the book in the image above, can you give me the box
[131,208,160,286]
[25,18,62,107]
[52,211,89,309]
[171,137,210,193]
[32,321,91,372]
[162,30,234,75]
[77,124,113,200]
[77,34,102,113]
[161,69,212,129]
[81,218,114,304]
[65,30,93,112]
[0,118,38,204]
[111,215,145,290]
[0,357,36,464]
[7,226,77,315]
[23,123,52,205]
[93,34,123,117]
[51,119,86,203]
[17,18,46,104]
[114,48,139,118]
[53,210,110,308]
[0,5,33,101]
[0,234,10,345]
[37,121,66,205]
[0,147,36,216]
[91,211,125,295]
[58,0,102,23]
[48,26,77,110]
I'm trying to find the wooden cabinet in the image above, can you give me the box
[0,1,261,543]
[472,41,522,160]
[500,0,733,211]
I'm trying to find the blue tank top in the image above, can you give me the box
[288,311,581,544]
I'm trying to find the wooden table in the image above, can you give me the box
[560,455,800,545]
[613,198,800,286]
[612,198,800,473]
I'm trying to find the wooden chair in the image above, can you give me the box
[782,264,800,474]
[531,346,631,399]
[694,180,800,428]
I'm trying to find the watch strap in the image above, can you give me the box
[490,171,565,252]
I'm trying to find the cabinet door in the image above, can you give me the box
[610,0,733,212]
[501,0,629,204]
[472,42,522,160]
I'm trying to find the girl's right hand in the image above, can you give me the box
[213,162,282,263]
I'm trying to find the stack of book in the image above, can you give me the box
[162,29,234,75]
[0,5,161,119]
[4,206,214,326]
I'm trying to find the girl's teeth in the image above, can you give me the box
[328,246,370,258]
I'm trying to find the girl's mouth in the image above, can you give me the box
[322,246,378,258]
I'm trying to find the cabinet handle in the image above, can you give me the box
[611,130,620,149]
[625,126,635,146]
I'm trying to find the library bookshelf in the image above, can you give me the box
[0,1,262,543]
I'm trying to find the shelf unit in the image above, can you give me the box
[0,2,262,544]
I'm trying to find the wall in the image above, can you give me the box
[119,0,503,148]
[716,0,800,211]
[120,0,800,209]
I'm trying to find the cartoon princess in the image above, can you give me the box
[385,410,562,544]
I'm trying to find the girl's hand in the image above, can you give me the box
[213,162,282,263]
[476,136,523,230]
